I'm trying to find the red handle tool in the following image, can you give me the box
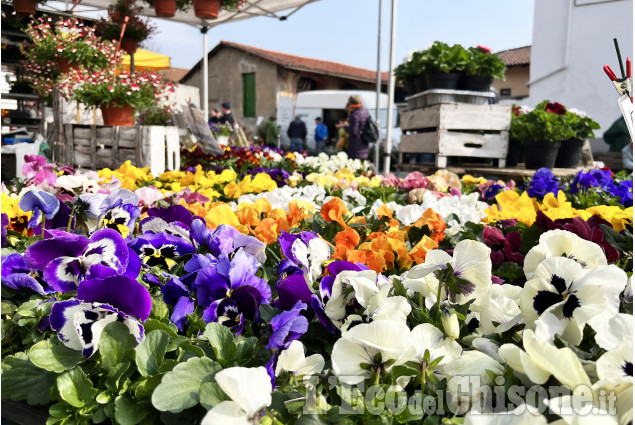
[604,65,617,81]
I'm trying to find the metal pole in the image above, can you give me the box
[384,0,397,174]
[130,53,135,73]
[374,0,383,173]
[201,26,209,120]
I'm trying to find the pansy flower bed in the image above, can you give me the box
[1,151,632,425]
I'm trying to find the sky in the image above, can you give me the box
[119,0,536,72]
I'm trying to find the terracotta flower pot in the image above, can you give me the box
[120,38,138,54]
[101,104,135,126]
[153,0,177,17]
[57,58,80,74]
[13,0,37,16]
[193,0,221,19]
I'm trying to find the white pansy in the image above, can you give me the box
[202,367,271,425]
[441,307,460,339]
[596,339,633,385]
[55,174,100,193]
[594,313,634,351]
[547,394,619,425]
[396,204,426,225]
[524,229,607,279]
[471,338,504,363]
[520,257,627,345]
[499,329,590,388]
[331,320,413,385]
[409,323,462,368]
[324,269,381,327]
[443,350,504,410]
[464,404,547,425]
[478,284,523,334]
[276,340,325,377]
[341,284,411,333]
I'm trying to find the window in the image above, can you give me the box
[242,73,256,117]
[500,88,511,97]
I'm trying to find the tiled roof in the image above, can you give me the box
[181,40,389,84]
[495,45,531,67]
[157,67,190,83]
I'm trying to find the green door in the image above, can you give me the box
[242,73,256,117]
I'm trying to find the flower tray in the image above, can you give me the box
[398,103,511,168]
[405,89,495,109]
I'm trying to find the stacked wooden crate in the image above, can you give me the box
[399,103,512,168]
[59,124,180,175]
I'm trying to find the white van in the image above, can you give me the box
[290,90,401,154]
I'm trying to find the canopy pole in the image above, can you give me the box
[130,53,135,73]
[384,0,397,174]
[373,0,383,173]
[201,26,209,120]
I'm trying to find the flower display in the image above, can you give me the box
[0,152,632,425]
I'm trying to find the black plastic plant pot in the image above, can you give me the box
[554,138,584,168]
[459,75,494,92]
[524,140,562,169]
[506,139,524,167]
[414,76,428,93]
[425,73,461,90]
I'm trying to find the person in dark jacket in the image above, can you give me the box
[287,115,307,152]
[219,102,236,128]
[344,95,370,160]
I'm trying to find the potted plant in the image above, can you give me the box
[19,16,120,100]
[65,70,175,126]
[555,108,600,168]
[460,45,507,92]
[192,0,247,20]
[136,104,176,126]
[141,0,191,18]
[95,0,156,54]
[510,100,576,169]
[13,0,47,17]
[420,41,469,90]
[210,122,234,146]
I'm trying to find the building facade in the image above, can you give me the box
[180,41,389,138]
[492,46,531,101]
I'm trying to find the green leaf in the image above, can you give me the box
[294,415,329,425]
[115,396,150,425]
[1,353,56,404]
[29,338,85,373]
[198,381,229,410]
[150,298,170,321]
[99,322,137,370]
[236,336,257,364]
[151,357,221,413]
[134,375,163,399]
[57,367,97,408]
[105,362,131,393]
[135,330,169,377]
[203,322,237,366]
[143,318,179,337]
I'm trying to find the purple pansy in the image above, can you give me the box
[266,301,308,351]
[25,229,130,293]
[1,213,8,247]
[610,180,633,207]
[130,232,196,270]
[1,253,51,295]
[278,231,330,284]
[144,272,196,331]
[77,275,152,321]
[18,190,60,228]
[526,168,559,199]
[97,200,140,238]
[190,221,266,263]
[139,205,195,241]
[195,249,271,334]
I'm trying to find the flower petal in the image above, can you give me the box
[77,275,152,321]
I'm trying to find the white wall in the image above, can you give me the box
[527,0,633,136]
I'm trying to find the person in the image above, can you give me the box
[623,140,633,171]
[287,115,307,153]
[603,116,630,152]
[335,118,349,151]
[219,102,236,128]
[209,108,221,124]
[264,115,279,147]
[344,95,370,160]
[314,117,329,154]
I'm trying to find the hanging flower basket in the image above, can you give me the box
[101,104,135,126]
[153,0,177,17]
[13,0,37,16]
[120,38,138,54]
[57,58,81,74]
[193,0,221,19]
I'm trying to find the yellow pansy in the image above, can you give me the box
[462,174,487,185]
[586,205,633,231]
[484,191,539,226]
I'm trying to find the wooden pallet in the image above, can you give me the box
[62,124,180,175]
[399,103,512,168]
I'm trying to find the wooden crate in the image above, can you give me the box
[399,104,511,168]
[63,124,180,175]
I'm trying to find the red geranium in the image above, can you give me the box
[512,105,521,116]
[545,102,567,115]
[477,45,491,54]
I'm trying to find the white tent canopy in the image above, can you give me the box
[70,0,321,28]
[43,0,398,172]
